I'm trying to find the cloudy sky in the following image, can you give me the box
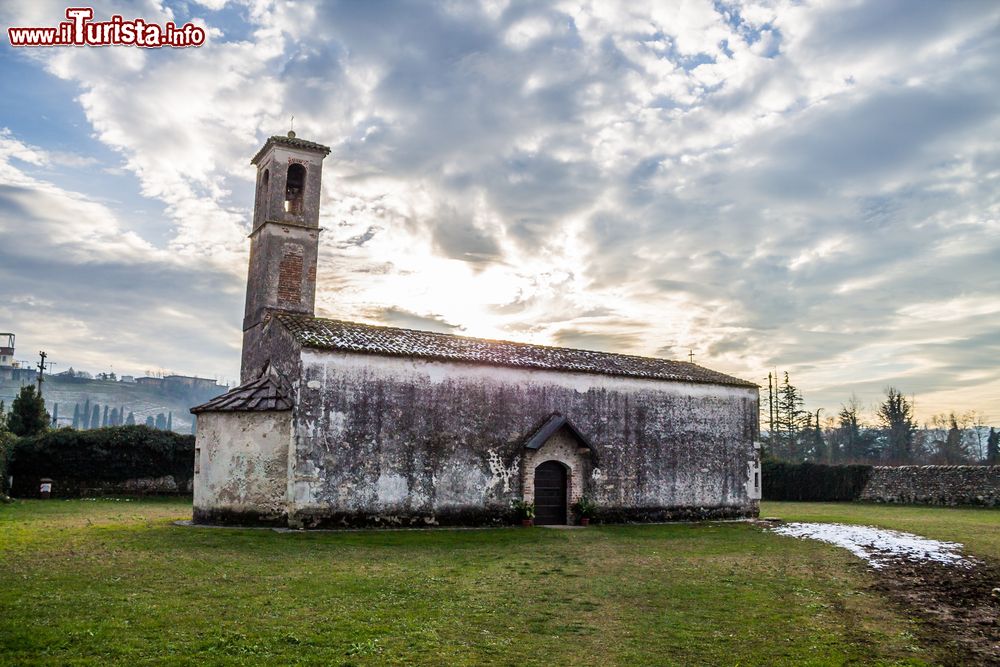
[1,0,998,421]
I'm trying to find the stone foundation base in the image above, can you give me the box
[192,502,758,529]
[193,506,288,527]
[594,504,758,524]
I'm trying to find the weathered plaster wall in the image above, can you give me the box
[289,350,759,527]
[860,465,1000,507]
[193,411,292,525]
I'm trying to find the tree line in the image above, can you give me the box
[1,387,185,437]
[763,372,999,465]
[65,398,174,432]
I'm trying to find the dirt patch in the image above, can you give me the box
[872,557,1000,666]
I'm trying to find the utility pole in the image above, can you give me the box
[37,351,47,395]
[688,349,695,363]
[36,351,56,396]
[815,408,825,462]
[767,372,775,441]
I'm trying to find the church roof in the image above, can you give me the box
[190,371,293,414]
[275,313,757,388]
[251,133,332,165]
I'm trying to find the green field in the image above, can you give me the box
[2,499,995,665]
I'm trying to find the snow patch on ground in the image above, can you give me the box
[772,522,972,569]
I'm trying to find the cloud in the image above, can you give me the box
[0,0,998,419]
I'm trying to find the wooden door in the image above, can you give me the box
[534,461,567,525]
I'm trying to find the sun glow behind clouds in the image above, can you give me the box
[0,0,999,418]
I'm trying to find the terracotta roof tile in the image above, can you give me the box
[191,372,293,414]
[276,313,757,388]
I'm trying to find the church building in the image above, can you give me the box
[192,132,761,528]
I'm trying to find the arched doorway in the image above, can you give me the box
[534,460,568,525]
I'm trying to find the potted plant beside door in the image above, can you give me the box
[511,500,535,527]
[571,496,597,526]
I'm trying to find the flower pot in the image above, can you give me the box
[521,519,534,527]
[580,517,590,527]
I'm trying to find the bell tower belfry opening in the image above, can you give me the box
[241,131,331,382]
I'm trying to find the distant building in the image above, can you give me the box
[0,333,14,368]
[120,375,136,383]
[164,375,221,391]
[136,377,164,388]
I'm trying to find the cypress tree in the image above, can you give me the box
[126,411,136,426]
[72,403,81,428]
[145,416,155,428]
[110,408,120,427]
[51,403,59,427]
[91,404,101,430]
[102,405,109,428]
[82,398,91,429]
[167,412,173,432]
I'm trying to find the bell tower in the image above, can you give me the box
[241,131,331,382]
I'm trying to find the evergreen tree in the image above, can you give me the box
[808,410,826,462]
[878,387,916,463]
[0,400,6,430]
[835,397,862,462]
[936,414,969,464]
[82,398,91,429]
[110,408,120,427]
[102,405,109,428]
[51,403,59,427]
[167,412,173,432]
[774,372,809,461]
[987,427,999,464]
[126,411,136,426]
[154,413,167,430]
[91,404,101,430]
[8,385,50,437]
[72,403,80,428]
[145,416,155,428]
[119,405,125,426]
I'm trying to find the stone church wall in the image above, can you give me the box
[288,350,759,528]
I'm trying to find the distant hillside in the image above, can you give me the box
[0,372,227,434]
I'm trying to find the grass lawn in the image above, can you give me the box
[0,499,971,666]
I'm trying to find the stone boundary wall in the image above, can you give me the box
[11,475,192,498]
[860,466,1000,507]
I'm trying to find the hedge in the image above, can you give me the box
[0,430,16,494]
[762,460,873,502]
[9,425,195,497]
